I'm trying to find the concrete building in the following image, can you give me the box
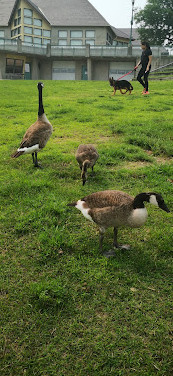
[0,0,171,80]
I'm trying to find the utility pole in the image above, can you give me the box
[129,0,135,47]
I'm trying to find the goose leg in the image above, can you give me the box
[99,228,105,253]
[32,152,35,164]
[113,227,130,250]
[34,152,42,168]
[101,227,116,258]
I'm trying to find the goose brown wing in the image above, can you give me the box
[19,121,52,149]
[82,190,133,209]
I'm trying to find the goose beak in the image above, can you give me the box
[159,202,170,213]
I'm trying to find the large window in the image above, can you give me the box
[86,30,95,38]
[34,28,42,36]
[33,37,42,45]
[24,35,32,43]
[70,30,82,38]
[6,58,23,74]
[34,19,42,27]
[24,8,33,17]
[24,17,32,25]
[85,39,95,46]
[58,30,67,38]
[43,39,51,45]
[43,30,51,37]
[24,26,32,34]
[0,30,5,38]
[58,39,67,46]
[70,39,82,46]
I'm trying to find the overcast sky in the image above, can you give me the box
[89,0,147,28]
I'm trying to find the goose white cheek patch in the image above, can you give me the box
[75,200,94,222]
[149,195,158,207]
[18,144,39,155]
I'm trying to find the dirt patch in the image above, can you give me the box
[123,161,151,170]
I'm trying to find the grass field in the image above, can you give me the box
[0,80,173,376]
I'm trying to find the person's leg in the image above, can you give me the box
[137,68,145,88]
[144,72,148,91]
[144,68,150,92]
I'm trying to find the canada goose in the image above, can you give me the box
[68,190,170,257]
[75,144,99,185]
[11,82,53,168]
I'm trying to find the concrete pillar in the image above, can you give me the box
[87,58,92,80]
[32,58,39,80]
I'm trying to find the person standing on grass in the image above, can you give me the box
[136,41,152,95]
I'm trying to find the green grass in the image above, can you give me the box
[0,80,173,376]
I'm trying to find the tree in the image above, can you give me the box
[134,0,173,46]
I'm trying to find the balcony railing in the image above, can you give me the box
[0,38,169,58]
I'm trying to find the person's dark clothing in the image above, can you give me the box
[141,48,152,69]
[137,48,152,91]
[137,66,151,92]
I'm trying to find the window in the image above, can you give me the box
[58,30,67,38]
[86,30,95,38]
[18,8,21,17]
[70,31,82,38]
[0,30,5,38]
[18,17,21,25]
[43,30,51,37]
[34,19,42,27]
[24,8,33,17]
[24,17,32,25]
[18,27,21,34]
[34,28,42,36]
[14,19,17,26]
[85,39,95,46]
[33,37,42,45]
[43,39,51,45]
[24,26,32,34]
[24,35,32,43]
[58,39,67,46]
[15,59,23,73]
[70,39,82,46]
[6,58,23,74]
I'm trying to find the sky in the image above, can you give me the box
[89,0,147,28]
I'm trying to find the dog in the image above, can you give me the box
[109,77,133,95]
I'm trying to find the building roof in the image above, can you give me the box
[119,28,141,45]
[111,27,130,40]
[0,0,111,27]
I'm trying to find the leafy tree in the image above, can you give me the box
[134,0,173,46]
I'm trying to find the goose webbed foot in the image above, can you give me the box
[103,249,116,258]
[113,227,130,251]
[113,244,131,251]
[34,162,43,168]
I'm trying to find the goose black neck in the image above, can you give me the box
[133,193,149,209]
[38,86,44,116]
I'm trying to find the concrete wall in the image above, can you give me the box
[39,59,52,80]
[92,60,109,81]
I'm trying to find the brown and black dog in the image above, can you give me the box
[109,77,133,95]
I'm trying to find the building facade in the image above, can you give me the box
[0,0,170,80]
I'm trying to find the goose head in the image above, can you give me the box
[148,193,170,212]
[133,192,170,212]
[37,82,44,89]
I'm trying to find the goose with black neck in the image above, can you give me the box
[11,82,53,168]
[68,190,170,257]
